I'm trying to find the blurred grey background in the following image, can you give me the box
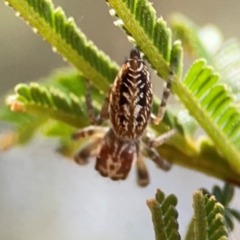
[0,0,240,239]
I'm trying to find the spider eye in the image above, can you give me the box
[130,48,140,59]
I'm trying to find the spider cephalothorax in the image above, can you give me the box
[72,49,175,186]
[109,49,153,140]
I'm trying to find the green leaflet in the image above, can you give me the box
[147,189,180,240]
[183,59,240,149]
[193,191,228,240]
[201,184,240,232]
[9,82,88,129]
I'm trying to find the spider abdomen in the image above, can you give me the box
[95,129,138,180]
[109,49,153,141]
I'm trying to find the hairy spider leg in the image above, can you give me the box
[151,66,174,125]
[144,129,176,148]
[72,126,108,140]
[85,80,111,125]
[142,145,172,171]
[74,138,102,165]
[135,137,172,187]
[135,154,149,187]
[72,126,108,165]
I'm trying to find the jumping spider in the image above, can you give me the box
[72,49,175,186]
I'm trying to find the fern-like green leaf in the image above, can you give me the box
[201,183,240,232]
[147,189,180,240]
[193,190,228,240]
[105,0,240,175]
[6,0,119,92]
[183,59,240,150]
[7,82,88,129]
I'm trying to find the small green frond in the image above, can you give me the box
[193,190,228,240]
[105,0,240,173]
[182,59,240,170]
[147,189,180,240]
[200,183,240,232]
[6,0,119,92]
[7,83,88,129]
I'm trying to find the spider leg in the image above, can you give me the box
[142,145,172,171]
[71,126,108,140]
[151,66,174,125]
[85,80,99,125]
[144,129,176,148]
[100,84,112,120]
[72,79,111,166]
[72,125,108,165]
[85,80,111,125]
[74,137,102,165]
[136,154,150,187]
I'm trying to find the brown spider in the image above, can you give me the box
[72,49,175,186]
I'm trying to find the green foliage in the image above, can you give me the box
[1,0,240,187]
[148,189,230,240]
[183,59,240,151]
[0,69,93,148]
[1,0,240,238]
[201,184,240,231]
[147,189,180,240]
[193,190,228,240]
[13,82,87,127]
